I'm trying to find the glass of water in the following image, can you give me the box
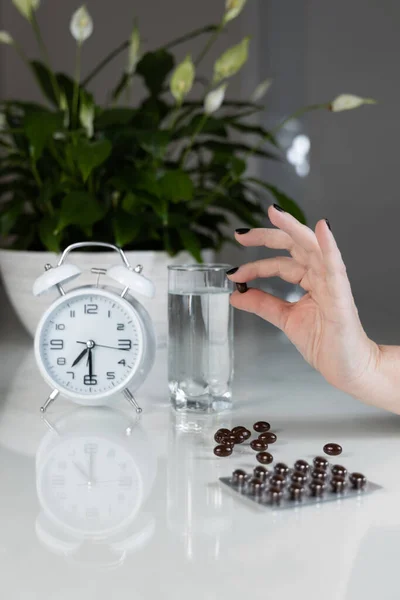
[168,264,234,413]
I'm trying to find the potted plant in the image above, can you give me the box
[0,0,374,341]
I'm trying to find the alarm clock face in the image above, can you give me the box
[35,288,144,402]
[38,435,143,535]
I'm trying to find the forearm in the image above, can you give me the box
[349,343,400,414]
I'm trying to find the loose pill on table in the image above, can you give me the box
[259,432,277,444]
[323,443,343,457]
[256,451,273,465]
[253,421,271,433]
[250,439,268,451]
[214,445,233,457]
[231,426,247,435]
[214,428,231,444]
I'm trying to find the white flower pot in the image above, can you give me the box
[0,248,215,346]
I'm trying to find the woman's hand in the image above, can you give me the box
[227,205,381,401]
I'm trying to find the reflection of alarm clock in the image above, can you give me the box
[35,408,156,566]
[33,242,157,413]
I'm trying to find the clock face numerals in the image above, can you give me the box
[41,437,141,533]
[38,292,142,397]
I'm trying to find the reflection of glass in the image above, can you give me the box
[168,264,234,413]
[35,408,156,568]
[167,411,233,562]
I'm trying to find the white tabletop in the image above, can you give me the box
[0,293,399,600]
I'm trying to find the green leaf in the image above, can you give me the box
[159,170,193,202]
[136,50,175,95]
[113,211,141,246]
[175,114,228,139]
[135,130,170,159]
[178,228,202,262]
[248,178,306,224]
[38,214,62,252]
[226,119,278,146]
[57,191,105,232]
[24,109,63,160]
[0,199,24,235]
[95,108,136,128]
[230,157,246,178]
[70,138,112,181]
[192,139,280,161]
[30,61,58,106]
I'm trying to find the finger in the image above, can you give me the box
[226,256,306,285]
[234,227,293,251]
[315,218,354,305]
[268,204,322,257]
[230,288,290,331]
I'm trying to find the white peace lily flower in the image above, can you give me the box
[213,37,250,83]
[0,31,14,45]
[12,0,40,20]
[80,102,94,138]
[170,55,195,103]
[223,0,247,24]
[251,78,272,102]
[126,22,140,75]
[330,94,376,112]
[70,5,93,44]
[204,83,228,115]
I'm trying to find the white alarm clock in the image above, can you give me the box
[33,242,157,414]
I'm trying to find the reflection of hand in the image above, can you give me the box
[228,204,381,406]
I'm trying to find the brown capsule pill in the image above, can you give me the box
[256,451,273,465]
[231,426,247,435]
[253,421,271,433]
[289,483,305,501]
[214,428,231,444]
[331,465,347,478]
[259,432,277,444]
[313,456,329,470]
[232,469,247,484]
[268,486,283,504]
[234,431,247,444]
[294,460,310,474]
[349,472,367,490]
[269,474,286,488]
[254,466,270,481]
[241,429,252,441]
[323,443,342,457]
[330,476,347,494]
[309,480,326,497]
[291,471,308,485]
[311,468,328,482]
[236,282,248,294]
[248,477,264,495]
[274,463,289,477]
[250,439,268,452]
[213,445,233,458]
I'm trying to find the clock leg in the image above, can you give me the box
[40,389,59,413]
[123,388,143,414]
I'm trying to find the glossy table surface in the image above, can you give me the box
[1,294,400,600]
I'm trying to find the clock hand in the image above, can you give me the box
[72,347,88,367]
[73,461,90,481]
[87,348,93,379]
[77,341,131,351]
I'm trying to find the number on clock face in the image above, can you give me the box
[38,292,142,397]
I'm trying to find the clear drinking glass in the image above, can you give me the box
[168,264,234,413]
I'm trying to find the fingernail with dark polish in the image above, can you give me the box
[235,228,250,235]
[325,218,332,231]
[273,204,285,213]
[226,267,239,276]
[236,282,248,294]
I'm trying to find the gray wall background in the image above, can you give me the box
[0,0,399,338]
